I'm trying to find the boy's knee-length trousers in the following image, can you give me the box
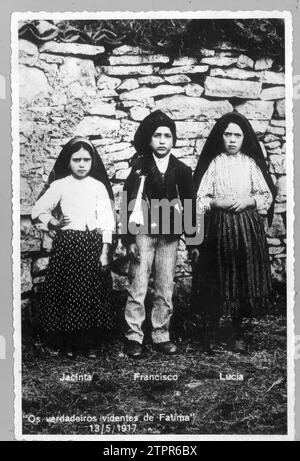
[125,234,179,344]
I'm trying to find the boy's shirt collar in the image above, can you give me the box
[152,152,171,174]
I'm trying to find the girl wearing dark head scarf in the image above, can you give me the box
[192,111,276,353]
[32,137,116,358]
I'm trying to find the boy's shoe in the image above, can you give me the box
[125,340,143,358]
[153,341,177,355]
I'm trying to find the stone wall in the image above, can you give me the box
[19,39,287,318]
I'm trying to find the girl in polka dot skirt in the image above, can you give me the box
[32,137,116,358]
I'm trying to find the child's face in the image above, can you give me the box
[150,126,173,158]
[223,122,244,155]
[69,147,92,179]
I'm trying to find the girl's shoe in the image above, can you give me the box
[232,338,248,354]
[88,350,97,359]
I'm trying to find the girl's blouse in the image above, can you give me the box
[197,152,273,213]
[31,175,115,244]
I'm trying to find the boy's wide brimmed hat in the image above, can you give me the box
[133,110,177,155]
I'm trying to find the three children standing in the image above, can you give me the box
[32,110,275,358]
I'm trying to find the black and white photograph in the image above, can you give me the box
[12,11,294,440]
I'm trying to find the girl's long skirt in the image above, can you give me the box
[39,229,115,334]
[192,208,272,319]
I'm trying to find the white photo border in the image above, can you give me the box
[12,9,294,441]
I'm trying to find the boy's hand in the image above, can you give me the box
[128,243,140,263]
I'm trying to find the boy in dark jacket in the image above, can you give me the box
[121,110,196,358]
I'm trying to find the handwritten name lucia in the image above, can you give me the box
[60,372,92,382]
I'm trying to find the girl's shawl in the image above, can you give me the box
[193,111,277,226]
[38,136,114,202]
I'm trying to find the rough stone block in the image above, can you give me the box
[185,83,204,97]
[96,89,118,99]
[254,57,274,70]
[19,39,39,56]
[109,55,169,65]
[274,203,286,214]
[200,48,215,57]
[235,100,274,120]
[117,78,139,91]
[163,74,191,85]
[116,110,128,119]
[176,121,215,139]
[87,102,116,117]
[107,146,135,163]
[237,54,254,69]
[105,142,132,153]
[275,99,285,118]
[275,176,286,202]
[159,65,209,75]
[204,76,262,99]
[248,120,269,135]
[155,95,233,121]
[267,238,281,246]
[269,155,286,174]
[120,120,140,142]
[120,85,184,101]
[138,75,165,85]
[96,74,121,90]
[39,53,64,65]
[261,71,285,85]
[103,65,154,76]
[172,57,198,66]
[129,106,150,121]
[266,214,286,238]
[267,125,285,136]
[201,57,238,66]
[210,67,259,80]
[261,86,285,100]
[116,168,132,181]
[271,119,286,128]
[264,134,280,143]
[57,57,97,97]
[112,45,151,55]
[75,117,120,138]
[270,255,286,283]
[269,246,285,255]
[19,65,51,104]
[40,41,105,56]
[21,217,42,252]
[265,141,281,150]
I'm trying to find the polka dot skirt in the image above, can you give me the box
[39,229,115,334]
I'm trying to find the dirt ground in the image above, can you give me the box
[22,300,287,436]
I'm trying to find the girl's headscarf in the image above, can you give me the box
[39,136,114,202]
[193,111,277,225]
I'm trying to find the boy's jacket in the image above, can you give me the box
[121,153,196,246]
